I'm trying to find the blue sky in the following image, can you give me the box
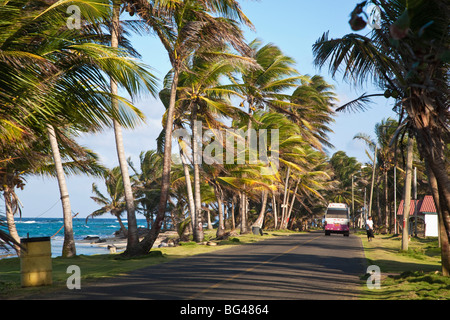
[16,0,397,219]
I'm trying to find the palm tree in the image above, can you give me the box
[312,0,450,275]
[109,0,146,255]
[279,145,331,230]
[88,167,129,237]
[289,75,337,150]
[227,110,330,231]
[176,51,254,241]
[132,0,253,254]
[1,0,158,256]
[47,125,77,256]
[354,118,399,230]
[328,151,363,206]
[215,161,275,233]
[0,216,22,255]
[237,39,304,116]
[129,150,164,229]
[202,164,227,238]
[223,40,304,231]
[1,128,105,256]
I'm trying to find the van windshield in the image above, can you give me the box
[326,208,348,219]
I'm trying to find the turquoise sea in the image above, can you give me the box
[2,217,148,258]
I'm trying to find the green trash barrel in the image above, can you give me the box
[20,237,52,287]
[252,226,263,236]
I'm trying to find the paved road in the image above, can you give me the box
[30,231,366,300]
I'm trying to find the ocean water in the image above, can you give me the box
[2,217,148,258]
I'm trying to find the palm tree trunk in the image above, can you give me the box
[376,186,381,227]
[215,186,226,238]
[115,213,128,238]
[241,192,249,234]
[368,146,377,218]
[238,192,245,233]
[206,206,213,230]
[272,193,278,229]
[281,167,291,229]
[137,68,181,255]
[179,143,196,232]
[47,124,76,257]
[4,189,20,255]
[191,104,204,242]
[401,136,413,251]
[424,145,450,233]
[425,161,450,276]
[282,186,292,229]
[253,191,268,228]
[110,3,139,255]
[285,178,300,229]
[410,102,450,276]
[384,170,389,233]
[231,195,236,230]
[223,200,229,229]
[427,157,450,238]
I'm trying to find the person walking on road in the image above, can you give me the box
[366,216,374,242]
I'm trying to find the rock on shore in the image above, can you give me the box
[82,229,180,253]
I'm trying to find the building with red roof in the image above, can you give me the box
[397,195,438,237]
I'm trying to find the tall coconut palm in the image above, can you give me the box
[132,0,253,255]
[175,51,255,241]
[313,0,450,275]
[237,39,304,116]
[109,0,139,254]
[157,86,197,233]
[47,124,77,256]
[222,40,304,231]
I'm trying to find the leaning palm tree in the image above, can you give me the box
[290,75,337,150]
[109,0,143,255]
[278,145,331,230]
[128,0,253,255]
[226,40,306,231]
[175,51,255,241]
[312,0,450,275]
[1,0,158,256]
[236,39,304,117]
[0,216,22,255]
[327,151,363,206]
[229,110,325,231]
[1,127,105,256]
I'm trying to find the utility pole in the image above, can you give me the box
[368,146,377,220]
[413,167,418,237]
[352,174,355,226]
[364,187,367,228]
[394,165,397,234]
[402,136,413,251]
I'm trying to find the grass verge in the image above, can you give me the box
[0,229,299,299]
[357,232,449,300]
